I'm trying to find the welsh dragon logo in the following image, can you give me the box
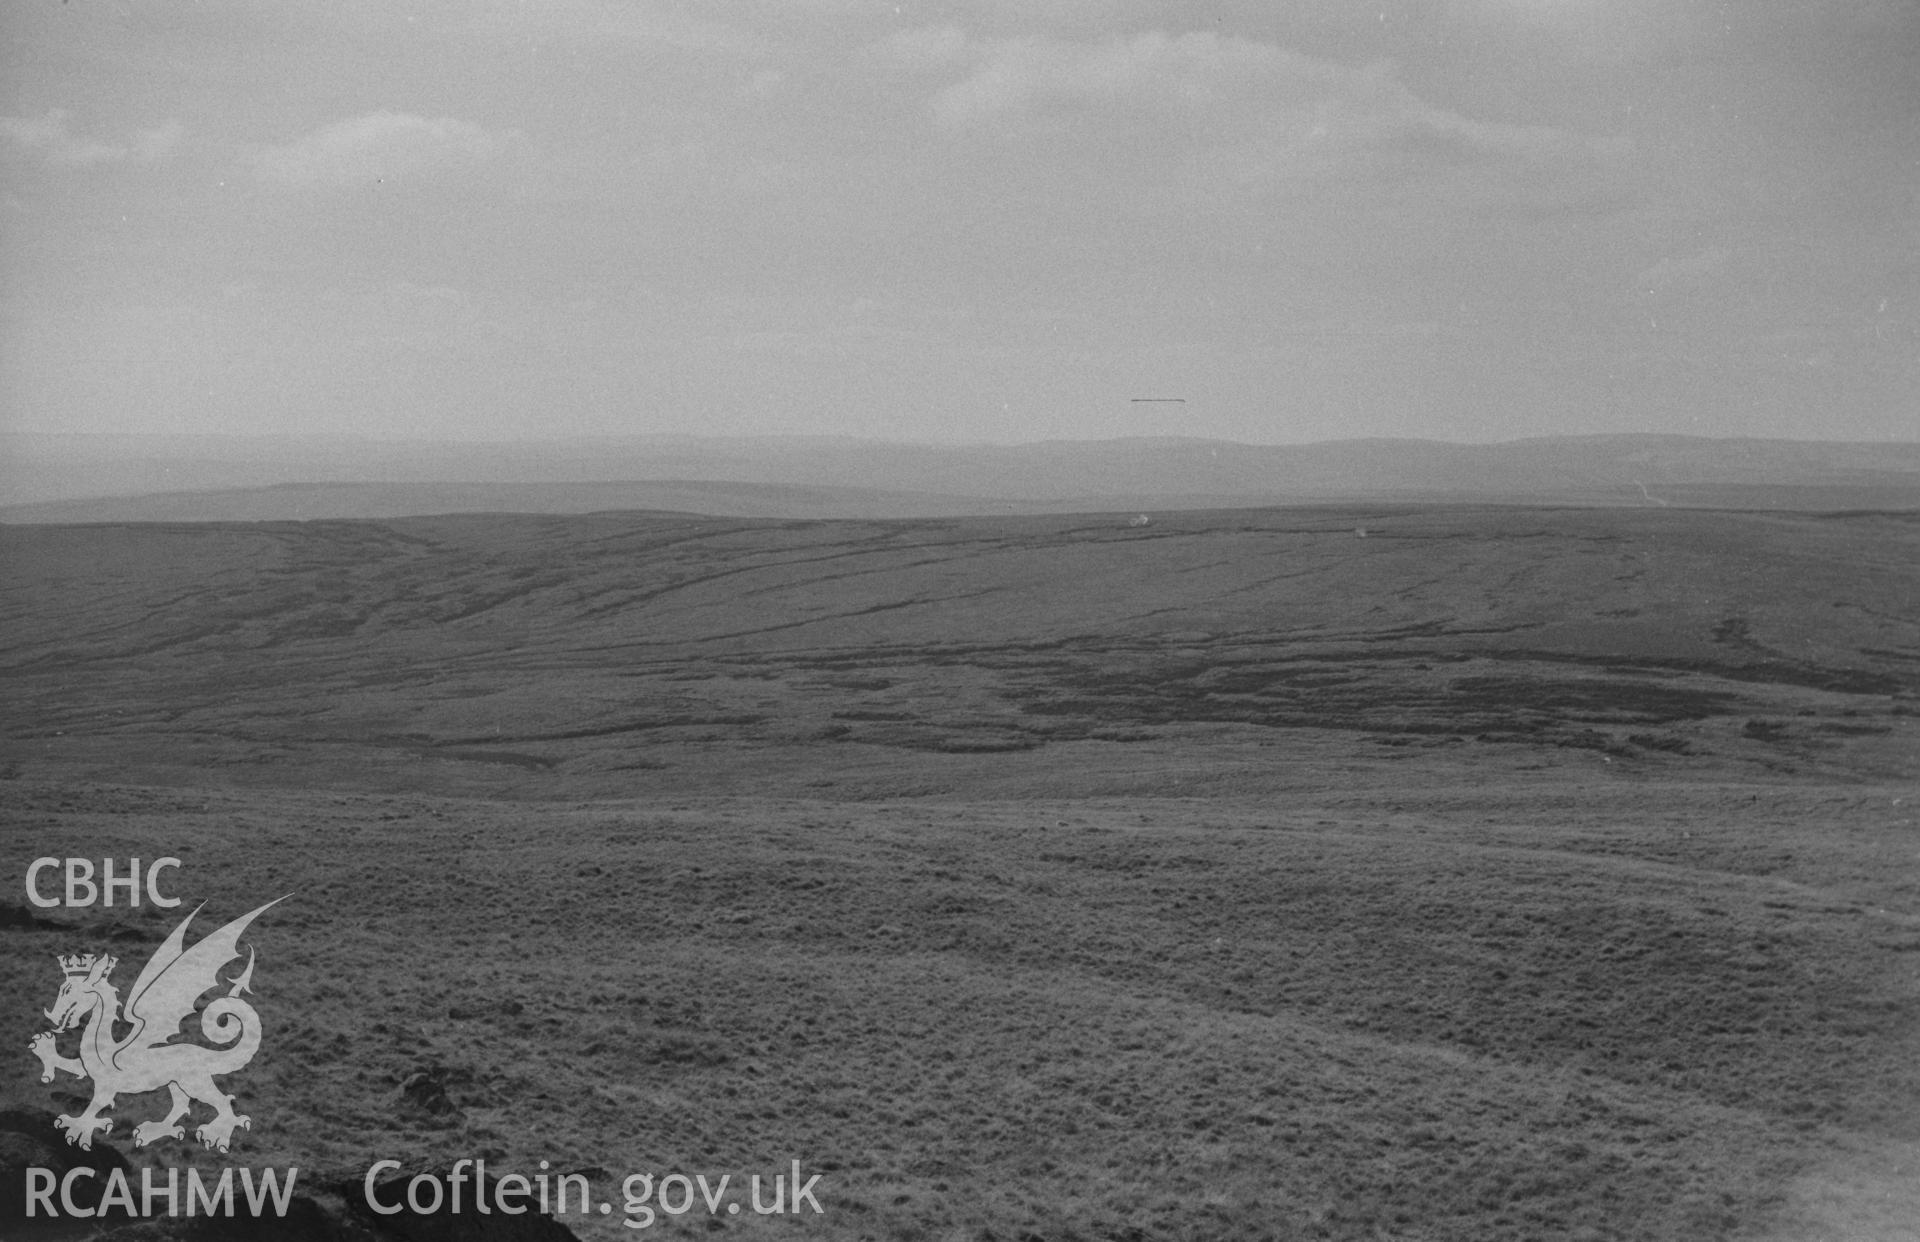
[28,898,283,1153]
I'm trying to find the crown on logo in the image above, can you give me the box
[58,953,100,977]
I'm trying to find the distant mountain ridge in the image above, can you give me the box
[3,432,1916,522]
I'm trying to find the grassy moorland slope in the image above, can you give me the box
[1,506,1916,1240]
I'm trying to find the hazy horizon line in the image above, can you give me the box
[9,429,1919,450]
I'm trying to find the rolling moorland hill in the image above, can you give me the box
[0,505,1913,797]
[3,432,1918,521]
[1,504,1917,1241]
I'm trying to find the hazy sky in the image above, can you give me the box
[2,0,1915,444]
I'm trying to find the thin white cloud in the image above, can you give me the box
[133,121,186,161]
[927,31,1305,129]
[247,111,507,186]
[722,294,968,358]
[0,109,183,166]
[913,30,1621,177]
[877,25,972,69]
[464,0,760,54]
[1636,246,1734,295]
